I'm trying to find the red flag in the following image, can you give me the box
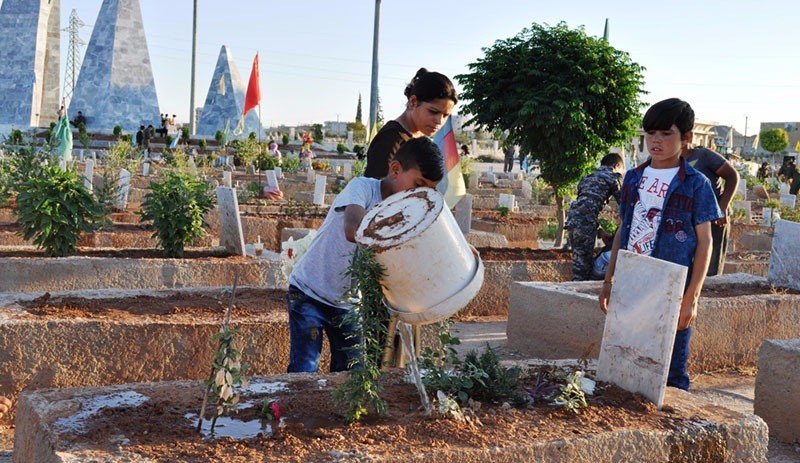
[243,53,260,116]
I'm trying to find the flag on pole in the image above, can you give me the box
[433,117,466,208]
[52,110,73,162]
[235,53,260,135]
[221,119,230,149]
[169,134,180,150]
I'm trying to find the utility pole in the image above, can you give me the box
[368,0,381,142]
[743,114,749,157]
[62,9,85,108]
[189,0,198,135]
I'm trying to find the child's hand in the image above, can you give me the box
[678,294,698,330]
[599,282,612,314]
[0,396,11,419]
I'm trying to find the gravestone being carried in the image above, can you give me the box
[313,175,327,206]
[69,0,160,133]
[767,219,800,291]
[216,186,246,256]
[83,159,94,193]
[115,169,131,211]
[596,250,687,409]
[453,194,473,234]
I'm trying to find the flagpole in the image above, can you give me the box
[258,104,262,142]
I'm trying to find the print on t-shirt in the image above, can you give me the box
[627,166,678,257]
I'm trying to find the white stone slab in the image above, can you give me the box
[779,194,796,209]
[498,193,516,210]
[83,159,94,193]
[142,161,150,177]
[274,166,282,179]
[342,162,353,180]
[313,175,327,206]
[187,157,198,177]
[265,170,278,188]
[306,168,316,184]
[216,187,246,256]
[767,219,800,291]
[596,250,687,409]
[780,183,790,196]
[114,169,131,211]
[521,180,533,200]
[737,180,747,199]
[222,170,232,188]
[453,194,473,234]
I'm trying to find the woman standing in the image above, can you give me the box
[364,68,458,178]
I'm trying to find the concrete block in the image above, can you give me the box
[767,219,800,291]
[464,230,508,248]
[755,339,800,443]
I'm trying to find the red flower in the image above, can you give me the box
[270,401,281,420]
[287,248,294,259]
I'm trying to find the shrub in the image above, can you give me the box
[281,155,302,173]
[337,143,347,154]
[139,172,215,257]
[215,130,224,144]
[181,126,190,142]
[256,153,279,171]
[538,220,560,240]
[198,138,207,150]
[113,125,122,137]
[8,129,24,145]
[14,162,101,257]
[282,133,289,146]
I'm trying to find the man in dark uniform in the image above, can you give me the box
[565,153,624,281]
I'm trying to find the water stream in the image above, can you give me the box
[398,320,432,415]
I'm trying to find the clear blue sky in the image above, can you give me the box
[57,0,799,135]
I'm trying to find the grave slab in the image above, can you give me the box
[113,169,131,211]
[596,251,687,409]
[507,273,800,373]
[453,194,473,234]
[767,219,800,291]
[313,174,327,205]
[754,338,800,443]
[216,186,246,256]
[14,373,768,462]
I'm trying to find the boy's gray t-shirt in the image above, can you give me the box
[289,177,383,308]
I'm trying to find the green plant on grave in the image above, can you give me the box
[113,125,122,138]
[139,171,215,258]
[235,135,261,169]
[333,248,390,423]
[523,365,588,413]
[497,205,510,217]
[460,155,474,186]
[538,220,560,240]
[246,181,263,198]
[256,151,279,171]
[281,154,302,173]
[198,138,207,150]
[7,129,24,145]
[780,204,800,222]
[730,207,747,224]
[0,146,40,207]
[14,162,102,257]
[337,143,347,154]
[198,281,248,434]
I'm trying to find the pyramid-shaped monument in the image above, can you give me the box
[196,46,261,138]
[0,0,61,128]
[69,0,159,133]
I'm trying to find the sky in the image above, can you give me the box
[54,0,800,135]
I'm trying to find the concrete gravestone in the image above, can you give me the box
[216,186,246,256]
[265,170,278,188]
[498,193,516,211]
[114,169,131,211]
[342,162,353,181]
[779,194,796,209]
[306,167,315,184]
[521,180,533,200]
[83,159,94,193]
[313,174,327,206]
[736,179,747,200]
[767,219,800,291]
[732,200,751,225]
[596,250,688,409]
[453,194,473,234]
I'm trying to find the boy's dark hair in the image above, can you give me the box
[404,68,458,105]
[393,137,445,182]
[600,152,623,167]
[642,98,695,136]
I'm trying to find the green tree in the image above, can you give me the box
[760,128,789,157]
[312,123,324,143]
[457,22,645,246]
[355,93,363,125]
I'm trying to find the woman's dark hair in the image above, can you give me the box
[393,137,444,182]
[642,98,695,136]
[404,68,458,104]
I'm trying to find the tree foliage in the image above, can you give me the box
[456,22,646,195]
[760,128,789,154]
[355,93,363,125]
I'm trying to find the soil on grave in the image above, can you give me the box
[16,288,287,320]
[477,247,571,262]
[62,370,691,463]
[0,246,241,259]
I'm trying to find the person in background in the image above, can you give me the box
[756,162,772,182]
[460,144,470,158]
[286,137,445,373]
[565,153,624,281]
[503,142,515,173]
[680,141,740,276]
[70,111,86,128]
[364,67,457,179]
[136,126,145,148]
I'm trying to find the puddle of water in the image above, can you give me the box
[53,391,149,435]
[186,409,280,440]
[243,381,289,395]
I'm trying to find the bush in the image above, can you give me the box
[139,172,215,257]
[181,126,190,142]
[538,221,560,240]
[282,155,302,173]
[14,162,101,257]
[113,125,122,137]
[282,133,289,146]
[215,130,224,144]
[198,138,207,150]
[8,129,24,145]
[256,153,279,171]
[337,143,347,154]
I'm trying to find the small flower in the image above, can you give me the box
[270,401,281,420]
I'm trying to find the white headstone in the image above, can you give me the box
[732,200,751,225]
[274,166,282,179]
[486,170,497,186]
[313,174,327,206]
[346,130,354,147]
[596,250,688,409]
[498,193,516,210]
[265,170,279,188]
[767,219,800,291]
[83,159,94,192]
[342,162,353,180]
[216,186,246,256]
[780,194,796,209]
[453,194,473,234]
[468,170,479,190]
[763,208,780,227]
[223,170,232,187]
[188,157,198,176]
[779,183,790,196]
[521,180,533,199]
[115,169,131,211]
[736,179,747,199]
[306,167,316,184]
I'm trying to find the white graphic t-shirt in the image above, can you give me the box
[626,166,679,256]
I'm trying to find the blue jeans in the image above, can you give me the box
[667,328,692,390]
[286,285,361,373]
